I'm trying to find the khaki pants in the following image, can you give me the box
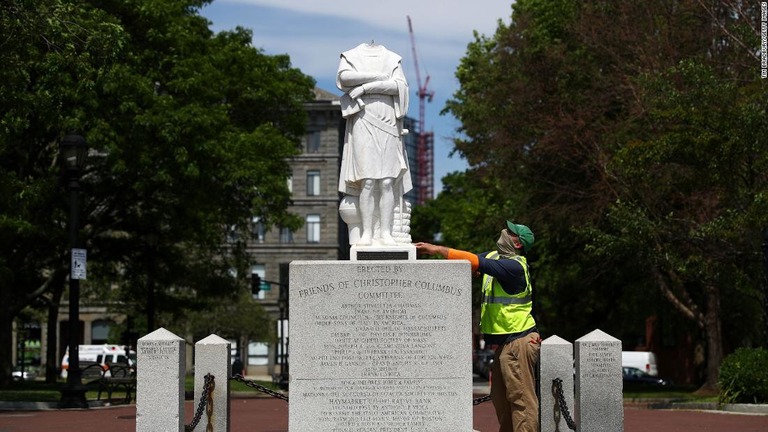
[490,333,541,432]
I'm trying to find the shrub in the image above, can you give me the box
[718,347,768,404]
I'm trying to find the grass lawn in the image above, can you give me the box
[0,375,282,403]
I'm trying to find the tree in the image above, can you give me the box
[185,291,275,360]
[0,0,314,386]
[442,0,767,389]
[590,60,768,390]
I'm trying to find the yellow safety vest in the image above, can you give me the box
[480,251,536,335]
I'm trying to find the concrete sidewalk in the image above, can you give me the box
[1,396,767,432]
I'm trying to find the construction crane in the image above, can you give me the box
[407,16,435,204]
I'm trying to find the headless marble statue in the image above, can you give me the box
[337,42,413,246]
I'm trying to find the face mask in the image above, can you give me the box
[496,229,518,256]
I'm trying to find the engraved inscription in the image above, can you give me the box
[304,379,459,431]
[140,340,178,361]
[290,262,471,431]
[582,342,617,379]
[310,300,453,375]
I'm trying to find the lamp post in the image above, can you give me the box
[58,134,88,408]
[277,284,289,389]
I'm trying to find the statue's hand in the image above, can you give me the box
[348,85,364,99]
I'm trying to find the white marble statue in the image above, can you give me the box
[337,42,413,246]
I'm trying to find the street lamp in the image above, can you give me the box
[58,134,88,409]
[277,284,289,389]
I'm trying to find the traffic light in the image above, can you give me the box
[251,273,262,296]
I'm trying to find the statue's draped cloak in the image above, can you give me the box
[337,44,412,196]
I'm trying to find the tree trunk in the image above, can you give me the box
[700,283,724,393]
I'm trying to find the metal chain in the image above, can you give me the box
[205,376,215,432]
[185,373,215,432]
[229,374,289,401]
[552,378,577,431]
[473,394,492,405]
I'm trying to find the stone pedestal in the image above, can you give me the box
[195,334,231,432]
[540,335,575,432]
[137,328,185,432]
[288,260,472,431]
[575,329,623,432]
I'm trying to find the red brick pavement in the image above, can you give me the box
[1,398,767,431]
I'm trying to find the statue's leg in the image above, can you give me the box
[357,178,375,245]
[378,177,396,245]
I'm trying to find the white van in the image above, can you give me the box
[61,345,135,378]
[621,351,658,376]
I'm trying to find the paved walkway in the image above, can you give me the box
[1,397,767,432]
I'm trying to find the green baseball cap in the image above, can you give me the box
[506,221,535,253]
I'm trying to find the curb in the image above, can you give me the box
[631,399,768,415]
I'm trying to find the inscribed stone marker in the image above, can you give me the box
[137,327,185,432]
[289,260,472,432]
[574,329,623,432]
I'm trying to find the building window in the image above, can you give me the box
[247,341,269,366]
[279,227,293,243]
[307,214,320,243]
[307,170,320,196]
[306,131,321,153]
[251,264,265,300]
[251,217,265,243]
[91,319,114,345]
[286,174,293,194]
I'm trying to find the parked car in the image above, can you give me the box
[622,366,670,388]
[12,367,37,381]
[621,351,658,376]
[473,349,494,379]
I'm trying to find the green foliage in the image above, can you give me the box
[0,0,315,384]
[184,291,275,344]
[718,348,768,404]
[412,171,517,252]
[440,0,767,389]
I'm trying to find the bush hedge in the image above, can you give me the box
[718,347,768,404]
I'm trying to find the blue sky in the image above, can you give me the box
[200,0,513,195]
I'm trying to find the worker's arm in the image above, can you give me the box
[413,242,480,271]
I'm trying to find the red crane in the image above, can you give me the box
[407,16,434,204]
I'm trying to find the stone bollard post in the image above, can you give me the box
[574,329,623,432]
[194,334,231,432]
[137,328,186,432]
[540,335,575,432]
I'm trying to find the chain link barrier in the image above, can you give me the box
[185,373,215,432]
[183,373,574,432]
[229,374,289,401]
[552,378,577,431]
